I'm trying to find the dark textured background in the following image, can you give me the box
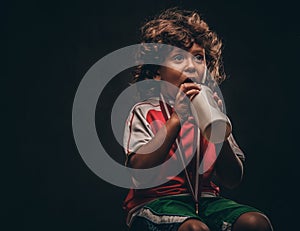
[8,0,299,230]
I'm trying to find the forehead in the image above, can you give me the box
[169,44,205,55]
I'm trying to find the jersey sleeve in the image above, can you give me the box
[123,105,154,165]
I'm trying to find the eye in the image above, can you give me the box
[194,54,204,63]
[172,54,184,62]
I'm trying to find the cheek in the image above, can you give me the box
[160,67,182,80]
[197,64,206,72]
[194,65,207,82]
[198,68,205,76]
[161,61,185,73]
[197,65,206,75]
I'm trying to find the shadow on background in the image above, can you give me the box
[9,0,299,230]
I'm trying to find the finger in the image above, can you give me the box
[213,92,220,101]
[217,99,223,111]
[185,89,200,98]
[180,82,201,93]
[213,93,222,105]
[213,92,223,111]
[217,99,223,108]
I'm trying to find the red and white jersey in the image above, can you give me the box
[122,96,245,220]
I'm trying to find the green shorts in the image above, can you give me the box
[129,194,261,231]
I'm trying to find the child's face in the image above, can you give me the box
[158,43,206,87]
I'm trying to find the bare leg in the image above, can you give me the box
[178,219,210,231]
[232,212,273,231]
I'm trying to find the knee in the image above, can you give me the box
[178,219,210,231]
[186,222,210,231]
[233,212,273,231]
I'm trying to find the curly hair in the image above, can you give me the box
[132,7,226,91]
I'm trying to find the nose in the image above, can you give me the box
[184,58,197,74]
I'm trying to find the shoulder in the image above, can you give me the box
[126,97,163,124]
[131,97,161,114]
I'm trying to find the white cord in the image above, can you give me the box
[159,93,201,203]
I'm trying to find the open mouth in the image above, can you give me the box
[182,77,200,84]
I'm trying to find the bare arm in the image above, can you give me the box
[128,113,181,169]
[215,134,244,189]
[128,83,201,169]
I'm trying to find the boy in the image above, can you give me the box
[123,7,273,231]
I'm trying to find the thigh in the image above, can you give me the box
[198,197,261,231]
[129,195,202,231]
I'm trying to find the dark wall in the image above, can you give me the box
[9,0,299,230]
